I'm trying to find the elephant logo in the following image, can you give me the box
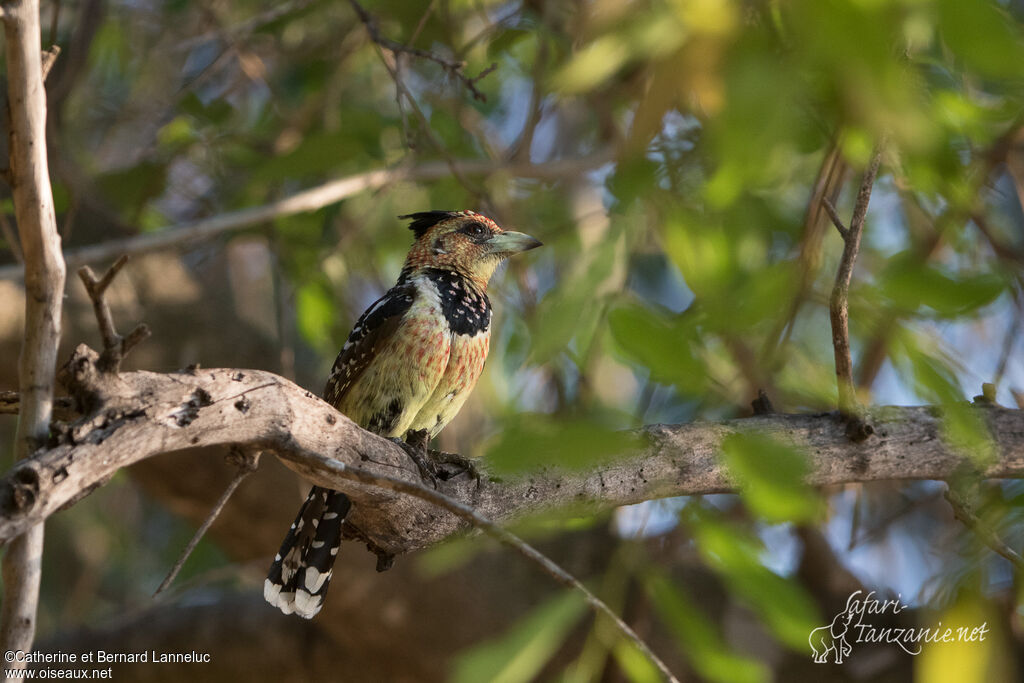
[809,594,857,664]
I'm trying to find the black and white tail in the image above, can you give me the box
[264,486,350,618]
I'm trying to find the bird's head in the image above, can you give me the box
[399,210,542,289]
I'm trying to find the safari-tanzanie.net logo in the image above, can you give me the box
[808,590,989,664]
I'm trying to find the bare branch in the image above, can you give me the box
[78,256,127,350]
[763,137,847,366]
[1,0,66,665]
[173,0,317,53]
[0,339,1023,676]
[324,455,680,683]
[2,347,1023,556]
[0,153,614,281]
[348,0,496,102]
[820,197,848,238]
[154,449,261,596]
[77,255,151,372]
[829,147,883,439]
[944,487,1024,571]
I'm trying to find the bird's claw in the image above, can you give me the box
[388,433,482,488]
[389,436,439,489]
[428,449,481,484]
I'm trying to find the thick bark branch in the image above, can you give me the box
[0,346,1022,558]
[1,0,65,664]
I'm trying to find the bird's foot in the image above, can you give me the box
[389,435,438,488]
[428,449,481,484]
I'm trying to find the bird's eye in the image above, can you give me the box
[465,222,486,237]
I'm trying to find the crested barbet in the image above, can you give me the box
[264,210,542,618]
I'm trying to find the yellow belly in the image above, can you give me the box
[409,329,490,437]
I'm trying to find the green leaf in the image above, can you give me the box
[720,433,821,523]
[553,34,631,93]
[937,0,1024,79]
[486,414,644,474]
[607,303,705,394]
[295,280,336,349]
[646,573,768,683]
[95,162,168,220]
[528,229,620,364]
[686,510,820,650]
[880,255,1006,317]
[451,591,587,683]
[251,130,357,182]
[611,640,663,683]
[891,330,962,405]
[942,402,996,464]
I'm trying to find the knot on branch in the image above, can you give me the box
[0,464,40,520]
[751,389,774,415]
[843,413,875,442]
[225,447,261,474]
[58,344,105,414]
[78,255,151,374]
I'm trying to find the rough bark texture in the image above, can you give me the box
[1,0,66,664]
[1,344,1022,559]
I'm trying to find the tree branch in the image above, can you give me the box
[0,153,614,281]
[312,448,680,682]
[347,0,496,102]
[829,147,882,439]
[1,0,65,666]
[154,448,261,596]
[1,347,1022,557]
[77,255,151,372]
[820,197,848,239]
[944,487,1024,571]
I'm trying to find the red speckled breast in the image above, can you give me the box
[410,328,491,437]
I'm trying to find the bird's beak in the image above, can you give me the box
[486,231,543,255]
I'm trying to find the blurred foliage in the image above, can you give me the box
[1,0,1022,679]
[719,432,822,523]
[452,591,588,683]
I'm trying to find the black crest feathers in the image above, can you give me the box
[399,211,462,239]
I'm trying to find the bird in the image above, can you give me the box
[264,210,542,618]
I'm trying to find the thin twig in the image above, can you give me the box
[319,458,680,683]
[347,0,496,102]
[154,450,261,596]
[944,487,1024,570]
[409,0,436,45]
[173,0,316,53]
[972,212,1024,265]
[0,153,614,281]
[77,255,151,371]
[40,45,59,80]
[829,146,883,440]
[856,126,1023,391]
[78,254,128,349]
[371,45,486,200]
[347,0,489,199]
[820,197,848,238]
[762,136,847,367]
